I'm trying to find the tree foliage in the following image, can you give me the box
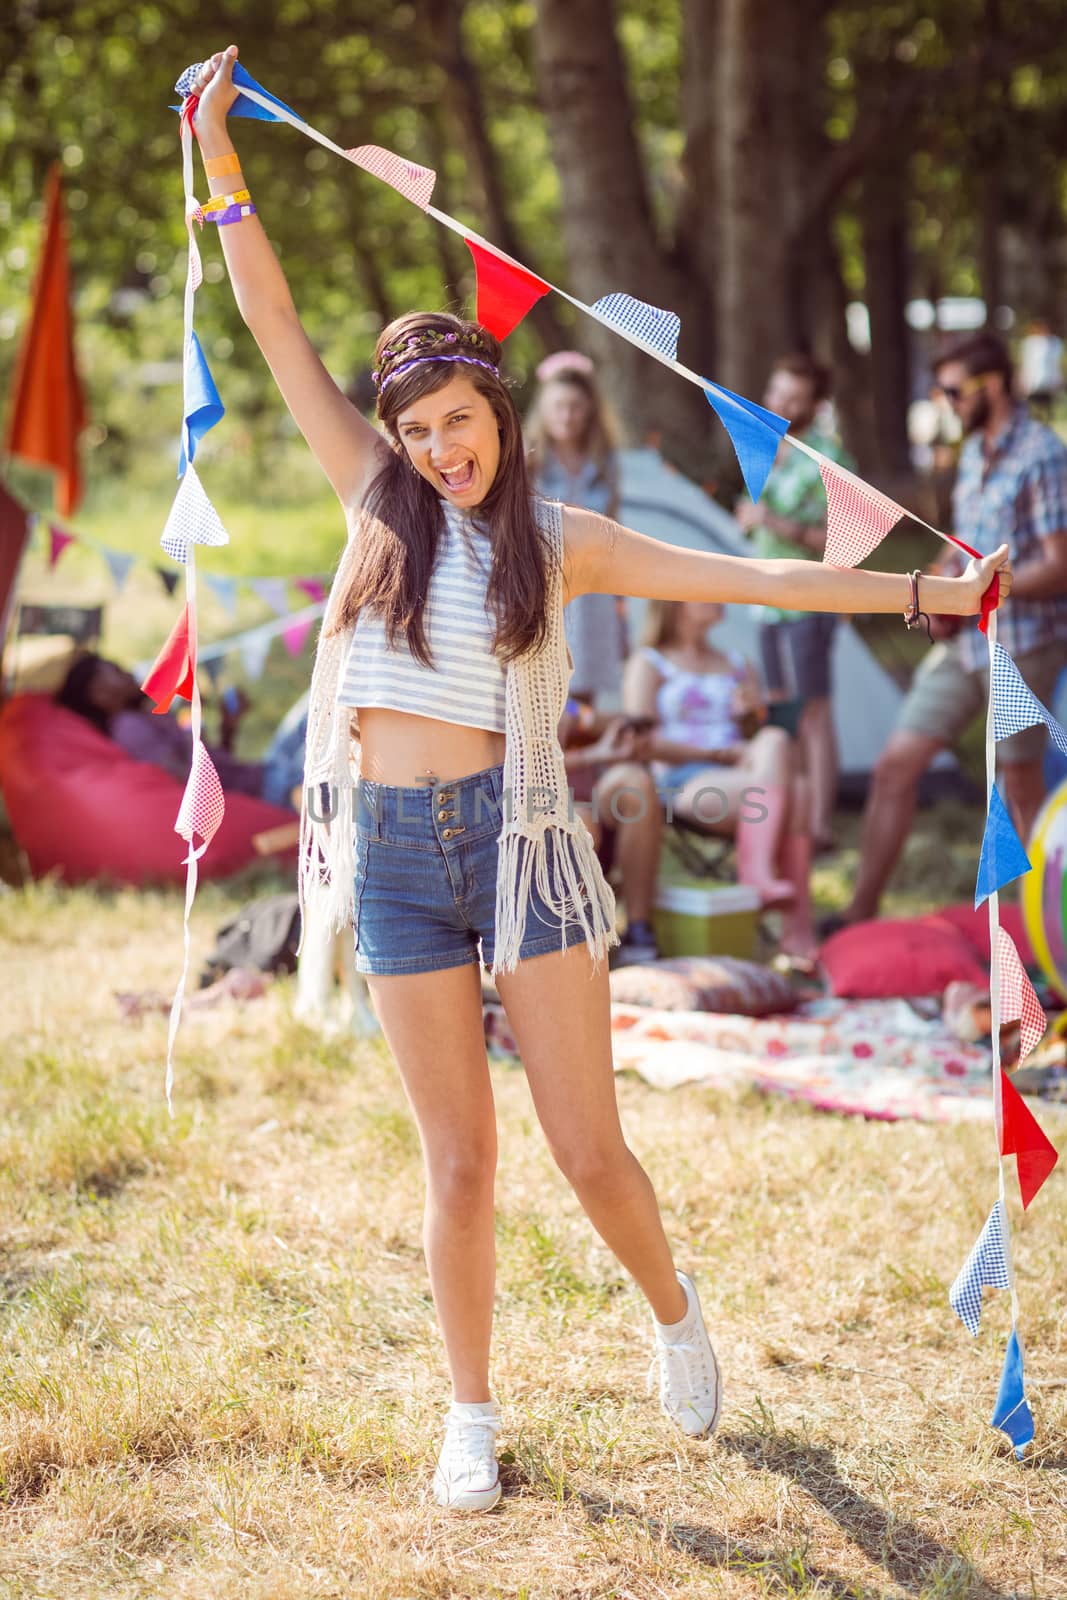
[3,0,1067,498]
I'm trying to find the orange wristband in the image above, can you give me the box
[204,151,241,178]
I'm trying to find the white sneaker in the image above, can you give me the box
[649,1272,722,1438]
[432,1402,502,1511]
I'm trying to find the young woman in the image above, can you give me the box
[623,599,816,958]
[190,47,1013,1514]
[526,353,628,707]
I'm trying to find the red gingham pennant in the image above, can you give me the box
[175,740,225,849]
[820,461,903,567]
[343,145,436,210]
[998,926,1047,1066]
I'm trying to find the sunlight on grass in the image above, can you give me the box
[0,882,1063,1596]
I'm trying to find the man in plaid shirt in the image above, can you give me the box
[842,332,1067,925]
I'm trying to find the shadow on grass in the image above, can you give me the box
[568,1429,1010,1599]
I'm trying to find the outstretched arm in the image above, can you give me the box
[192,47,387,511]
[562,506,1013,618]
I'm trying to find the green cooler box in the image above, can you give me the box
[652,882,761,959]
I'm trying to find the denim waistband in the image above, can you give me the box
[356,762,506,844]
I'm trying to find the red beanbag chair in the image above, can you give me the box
[0,694,298,886]
[820,916,990,999]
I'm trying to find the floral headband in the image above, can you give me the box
[373,329,500,392]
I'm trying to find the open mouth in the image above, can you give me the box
[438,459,476,493]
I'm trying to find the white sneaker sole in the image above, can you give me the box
[432,1475,502,1512]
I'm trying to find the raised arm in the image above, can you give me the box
[192,47,387,511]
[562,506,1013,619]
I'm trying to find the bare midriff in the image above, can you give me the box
[355,706,506,785]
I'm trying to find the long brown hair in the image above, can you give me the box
[525,364,619,504]
[641,599,684,651]
[328,311,556,666]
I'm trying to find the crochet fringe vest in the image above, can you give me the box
[298,496,618,975]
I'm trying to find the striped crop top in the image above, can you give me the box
[337,500,507,732]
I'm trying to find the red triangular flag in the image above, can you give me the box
[820,461,903,567]
[295,577,325,605]
[465,239,549,341]
[998,927,1047,1065]
[1000,1068,1058,1210]
[141,603,196,715]
[5,166,88,515]
[48,525,75,569]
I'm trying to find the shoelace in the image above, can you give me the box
[649,1334,715,1408]
[439,1413,502,1479]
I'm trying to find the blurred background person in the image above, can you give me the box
[734,353,852,854]
[56,652,306,810]
[623,600,815,959]
[1018,317,1065,419]
[559,702,663,966]
[527,351,628,709]
[835,331,1067,928]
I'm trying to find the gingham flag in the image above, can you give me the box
[991,642,1067,757]
[949,1199,1010,1337]
[160,464,230,564]
[175,740,225,850]
[820,461,904,567]
[343,145,436,210]
[998,927,1047,1066]
[591,294,681,363]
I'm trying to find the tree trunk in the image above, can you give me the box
[421,0,567,350]
[532,0,709,474]
[715,0,795,398]
[858,110,913,484]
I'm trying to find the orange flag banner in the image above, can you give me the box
[4,165,88,515]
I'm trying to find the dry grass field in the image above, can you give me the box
[1,877,1065,1600]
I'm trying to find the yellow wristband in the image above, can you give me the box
[202,189,252,214]
[204,150,241,178]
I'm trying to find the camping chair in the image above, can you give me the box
[3,601,103,697]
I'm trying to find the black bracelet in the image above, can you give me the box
[904,570,933,642]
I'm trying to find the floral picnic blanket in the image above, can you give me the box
[484,996,1022,1124]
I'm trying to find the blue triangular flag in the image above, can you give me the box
[177,332,225,476]
[949,1198,1011,1336]
[173,62,298,123]
[205,574,239,617]
[229,61,299,121]
[102,548,136,594]
[974,784,1032,909]
[704,383,789,504]
[991,1328,1035,1458]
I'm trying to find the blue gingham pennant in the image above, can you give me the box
[591,294,681,362]
[992,643,1067,757]
[949,1199,1010,1336]
[991,1328,1035,1459]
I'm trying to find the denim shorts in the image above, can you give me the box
[352,762,590,976]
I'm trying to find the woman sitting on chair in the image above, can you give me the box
[622,599,815,958]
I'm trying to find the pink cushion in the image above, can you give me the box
[924,902,1034,967]
[0,693,297,886]
[819,917,989,999]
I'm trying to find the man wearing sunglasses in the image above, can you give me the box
[839,330,1067,928]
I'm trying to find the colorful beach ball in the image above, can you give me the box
[1023,776,1067,998]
